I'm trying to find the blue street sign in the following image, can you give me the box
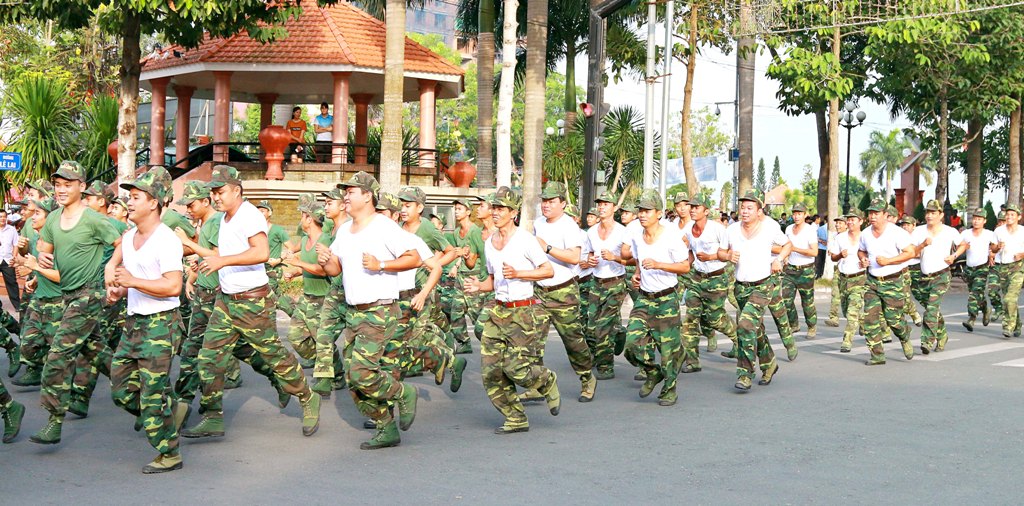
[0,152,21,172]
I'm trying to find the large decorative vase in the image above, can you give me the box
[259,125,291,180]
[107,140,118,162]
[446,161,476,188]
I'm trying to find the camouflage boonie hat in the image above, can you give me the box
[619,201,637,213]
[898,215,917,226]
[886,205,899,218]
[322,187,344,200]
[452,197,475,210]
[207,165,242,188]
[636,189,663,211]
[32,197,59,213]
[338,171,380,195]
[844,209,864,219]
[491,186,522,209]
[866,198,887,212]
[375,192,402,213]
[594,191,616,204]
[255,200,273,212]
[1005,203,1022,215]
[565,203,580,219]
[398,187,426,205]
[792,202,807,213]
[672,192,690,205]
[924,199,943,212]
[540,181,567,200]
[971,207,986,218]
[738,189,764,208]
[176,181,210,205]
[52,160,87,182]
[120,166,172,203]
[28,179,54,197]
[688,193,712,209]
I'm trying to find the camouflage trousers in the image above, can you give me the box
[782,263,817,330]
[733,277,779,379]
[438,280,461,344]
[111,309,182,456]
[863,273,912,362]
[385,291,450,379]
[314,283,349,379]
[473,297,497,344]
[837,272,867,348]
[1002,261,1024,336]
[267,267,295,318]
[18,295,62,376]
[912,269,951,350]
[445,278,488,344]
[828,265,841,321]
[480,303,555,425]
[0,310,16,352]
[69,298,125,409]
[585,275,626,374]
[536,281,594,378]
[40,284,112,416]
[765,273,795,350]
[174,286,284,403]
[905,269,920,321]
[198,289,311,418]
[989,263,1006,317]
[682,270,737,369]
[965,265,992,320]
[624,289,683,403]
[624,266,639,305]
[343,301,403,423]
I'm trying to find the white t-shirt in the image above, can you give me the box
[578,228,594,278]
[533,214,583,287]
[911,224,963,275]
[398,232,433,291]
[900,226,920,266]
[785,223,818,266]
[829,232,865,275]
[122,224,183,315]
[961,228,996,268]
[995,225,1024,265]
[628,225,690,293]
[686,219,728,273]
[218,201,271,294]
[586,222,628,279]
[725,220,788,283]
[486,228,550,302]
[331,214,411,305]
[858,223,912,278]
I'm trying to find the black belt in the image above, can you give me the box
[920,266,951,278]
[839,271,866,279]
[351,299,395,311]
[639,286,676,299]
[595,274,625,286]
[868,268,907,282]
[736,276,770,287]
[695,267,727,279]
[576,274,592,283]
[225,284,270,300]
[908,264,921,271]
[536,278,576,292]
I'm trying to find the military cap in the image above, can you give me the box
[338,171,380,195]
[738,188,764,208]
[254,200,273,212]
[886,205,899,218]
[586,207,598,217]
[672,192,690,204]
[898,215,917,226]
[176,181,210,205]
[844,209,864,219]
[792,202,807,213]
[594,191,617,204]
[322,187,344,200]
[997,211,1006,221]
[83,180,116,203]
[637,189,663,211]
[866,198,887,212]
[490,186,522,210]
[540,181,568,200]
[32,197,59,214]
[565,203,580,219]
[120,166,172,203]
[1005,203,1022,215]
[924,199,944,213]
[28,179,54,197]
[689,193,713,209]
[971,207,986,218]
[429,212,447,227]
[302,202,326,223]
[52,160,87,183]
[375,192,402,213]
[619,201,637,214]
[207,165,242,189]
[398,187,426,205]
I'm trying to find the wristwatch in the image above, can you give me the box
[380,261,387,272]
[546,245,553,254]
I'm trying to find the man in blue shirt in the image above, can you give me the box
[815,215,828,278]
[313,102,333,162]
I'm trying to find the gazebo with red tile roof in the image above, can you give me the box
[139,2,464,168]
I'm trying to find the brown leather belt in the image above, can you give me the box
[576,274,592,283]
[225,284,270,300]
[639,286,676,298]
[868,268,907,282]
[595,274,624,286]
[921,266,951,278]
[351,299,395,311]
[908,264,921,271]
[736,276,770,287]
[695,267,727,279]
[536,278,576,292]
[498,298,540,308]
[839,271,866,279]
[399,288,418,299]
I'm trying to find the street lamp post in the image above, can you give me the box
[840,101,866,214]
[714,100,738,211]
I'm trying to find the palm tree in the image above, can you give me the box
[3,75,76,195]
[78,95,119,179]
[601,105,645,200]
[495,0,517,187]
[542,131,583,203]
[860,129,911,201]
[520,0,548,227]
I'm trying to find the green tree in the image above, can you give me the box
[78,94,120,179]
[719,180,733,212]
[770,156,781,189]
[755,158,766,192]
[860,129,911,200]
[857,188,874,215]
[2,74,77,197]
[984,200,996,230]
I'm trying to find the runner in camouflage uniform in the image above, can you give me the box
[12,197,61,388]
[830,210,867,352]
[960,207,996,332]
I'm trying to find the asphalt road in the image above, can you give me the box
[2,292,1023,505]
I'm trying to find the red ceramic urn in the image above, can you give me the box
[259,125,291,180]
[446,161,476,188]
[107,140,118,162]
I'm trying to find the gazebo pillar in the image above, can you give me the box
[213,71,233,163]
[256,93,278,162]
[332,72,351,163]
[173,85,195,168]
[353,94,373,164]
[148,77,171,167]
[418,79,437,168]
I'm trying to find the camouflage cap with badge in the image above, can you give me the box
[375,192,402,213]
[302,200,327,223]
[971,207,986,218]
[672,192,690,205]
[51,160,87,183]
[176,181,210,206]
[688,193,713,209]
[120,166,172,203]
[738,188,764,208]
[397,186,426,205]
[844,208,864,219]
[924,199,944,213]
[792,202,808,213]
[296,192,317,214]
[636,189,663,210]
[540,181,567,200]
[83,180,117,203]
[1005,203,1022,215]
[32,197,59,214]
[322,186,344,201]
[491,186,522,209]
[452,197,475,210]
[866,198,887,212]
[255,200,273,213]
[594,190,617,205]
[898,215,917,226]
[998,210,1006,221]
[886,205,899,218]
[206,164,243,189]
[28,179,54,198]
[619,200,637,214]
[338,171,380,195]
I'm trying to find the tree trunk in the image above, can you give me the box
[736,0,755,197]
[815,108,830,210]
[1010,102,1022,209]
[521,0,548,229]
[495,0,518,187]
[380,0,406,192]
[117,12,142,185]
[936,91,949,206]
[825,27,840,228]
[680,4,700,194]
[564,42,578,132]
[966,115,983,211]
[476,0,496,187]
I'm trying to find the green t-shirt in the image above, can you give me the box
[449,223,487,279]
[299,233,331,297]
[19,217,34,239]
[295,218,334,240]
[162,209,196,238]
[40,207,120,293]
[268,224,289,259]
[25,226,61,299]
[408,219,451,288]
[102,217,130,267]
[196,212,223,290]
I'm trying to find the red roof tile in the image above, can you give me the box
[141,2,463,77]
